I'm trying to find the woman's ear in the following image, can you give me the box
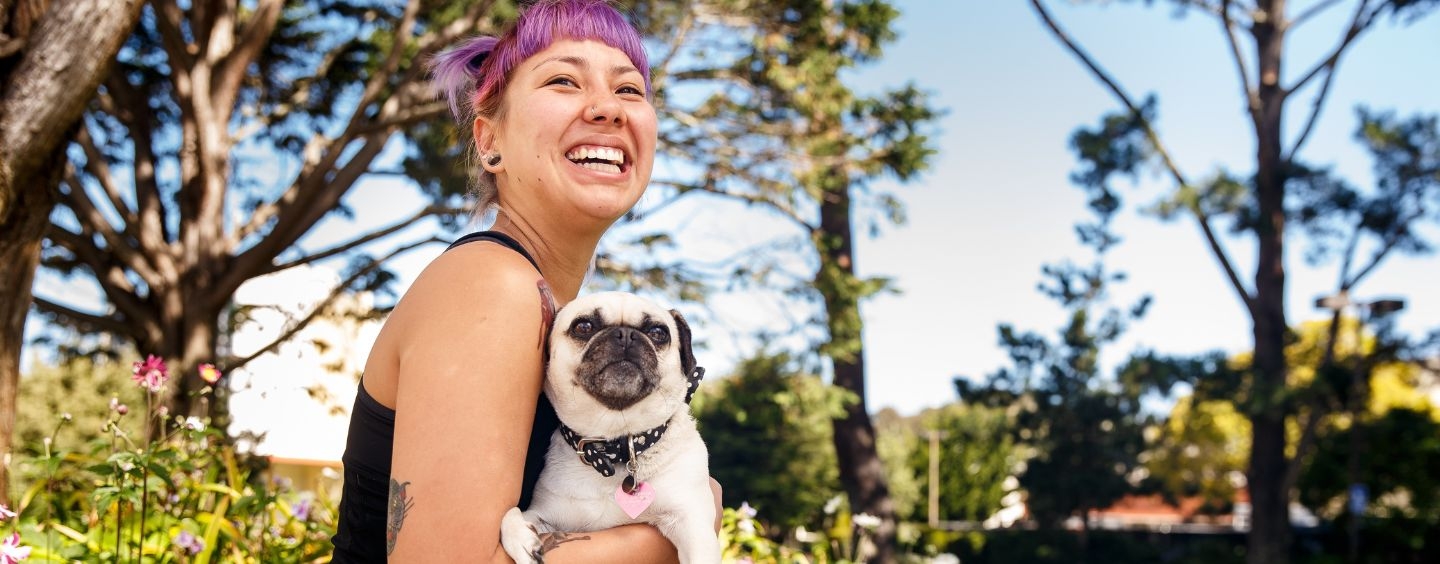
[473,116,504,172]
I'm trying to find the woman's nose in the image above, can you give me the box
[587,97,624,125]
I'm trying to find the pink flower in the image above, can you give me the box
[131,355,169,392]
[0,503,15,520]
[198,363,222,385]
[1,532,30,563]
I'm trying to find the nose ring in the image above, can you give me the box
[589,104,599,118]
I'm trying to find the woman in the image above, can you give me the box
[332,1,714,561]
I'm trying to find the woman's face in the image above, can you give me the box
[479,39,658,230]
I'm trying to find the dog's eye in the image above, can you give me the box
[570,318,596,339]
[644,324,669,344]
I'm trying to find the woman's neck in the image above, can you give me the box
[488,213,599,305]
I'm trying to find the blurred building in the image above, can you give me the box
[1083,489,1319,533]
[226,265,380,500]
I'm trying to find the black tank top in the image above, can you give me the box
[330,231,561,563]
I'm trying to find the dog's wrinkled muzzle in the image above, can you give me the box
[577,327,660,411]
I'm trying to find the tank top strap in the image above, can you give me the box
[447,231,541,274]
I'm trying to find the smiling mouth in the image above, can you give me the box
[566,145,627,174]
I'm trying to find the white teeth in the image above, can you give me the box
[578,161,622,173]
[566,146,624,165]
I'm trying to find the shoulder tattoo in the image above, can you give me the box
[537,278,556,350]
[387,478,415,555]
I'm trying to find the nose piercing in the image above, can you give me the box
[589,104,599,118]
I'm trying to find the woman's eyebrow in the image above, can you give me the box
[532,55,640,78]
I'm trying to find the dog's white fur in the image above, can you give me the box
[500,292,719,564]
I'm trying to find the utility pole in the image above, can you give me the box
[927,429,949,527]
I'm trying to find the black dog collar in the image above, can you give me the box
[560,420,670,478]
[559,366,707,477]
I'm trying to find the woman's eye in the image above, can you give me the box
[547,77,577,87]
[617,85,644,96]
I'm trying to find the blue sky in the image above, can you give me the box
[26,1,1438,418]
[841,1,1440,415]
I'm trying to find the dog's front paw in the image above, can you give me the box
[500,507,544,564]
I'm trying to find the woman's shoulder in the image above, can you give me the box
[388,239,546,332]
[424,235,541,289]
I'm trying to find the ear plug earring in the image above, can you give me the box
[485,153,502,167]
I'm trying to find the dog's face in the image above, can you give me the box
[545,292,696,436]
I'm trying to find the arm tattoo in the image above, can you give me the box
[537,531,591,556]
[386,479,415,555]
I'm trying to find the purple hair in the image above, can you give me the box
[430,0,651,125]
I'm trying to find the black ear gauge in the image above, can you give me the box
[485,153,502,167]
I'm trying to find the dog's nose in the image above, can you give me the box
[615,327,638,346]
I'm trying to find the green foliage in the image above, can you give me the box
[1141,396,1249,512]
[715,498,903,563]
[959,159,1150,528]
[898,404,1017,523]
[5,360,335,562]
[873,410,923,520]
[1299,407,1440,532]
[13,357,146,472]
[602,0,940,358]
[692,351,850,533]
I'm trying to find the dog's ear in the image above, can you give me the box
[669,308,696,376]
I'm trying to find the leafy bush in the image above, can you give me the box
[4,357,335,563]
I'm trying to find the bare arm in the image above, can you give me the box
[382,244,685,562]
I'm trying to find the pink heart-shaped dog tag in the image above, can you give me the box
[614,481,655,519]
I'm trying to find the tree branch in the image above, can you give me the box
[353,0,422,122]
[266,205,466,275]
[1030,0,1258,317]
[1219,0,1261,129]
[1344,208,1423,289]
[44,226,156,328]
[211,0,283,116]
[57,166,166,288]
[31,296,134,337]
[74,122,140,237]
[222,237,442,372]
[1289,0,1346,30]
[217,133,392,310]
[646,5,698,95]
[151,0,196,77]
[1283,403,1327,494]
[351,99,449,135]
[1285,0,1375,161]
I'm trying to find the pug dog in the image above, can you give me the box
[500,291,720,564]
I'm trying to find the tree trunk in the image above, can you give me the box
[0,0,146,504]
[816,182,896,562]
[1247,2,1292,562]
[0,154,59,504]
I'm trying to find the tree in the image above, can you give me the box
[691,350,848,534]
[1143,395,1250,514]
[1029,1,1440,561]
[902,404,1016,524]
[0,0,145,504]
[615,1,941,557]
[873,408,923,523]
[957,131,1151,538]
[29,0,508,426]
[15,3,937,553]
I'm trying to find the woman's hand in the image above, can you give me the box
[710,477,723,533]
